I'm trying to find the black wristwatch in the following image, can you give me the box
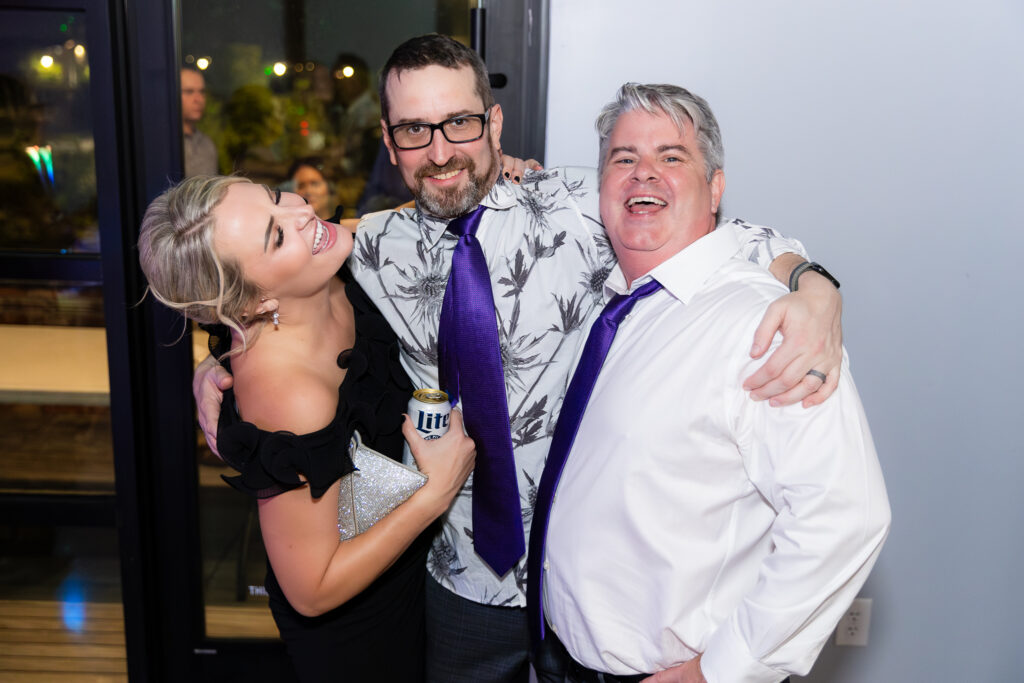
[788,261,840,292]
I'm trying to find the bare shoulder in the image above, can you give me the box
[232,347,339,435]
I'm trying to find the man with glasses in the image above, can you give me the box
[195,34,845,682]
[354,34,844,682]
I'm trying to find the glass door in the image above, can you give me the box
[0,0,141,679]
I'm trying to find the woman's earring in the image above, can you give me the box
[272,311,280,330]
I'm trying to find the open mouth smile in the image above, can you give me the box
[626,196,668,214]
[311,219,336,255]
[430,169,463,181]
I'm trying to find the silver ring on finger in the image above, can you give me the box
[806,369,827,382]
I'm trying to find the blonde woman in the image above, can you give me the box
[139,175,475,681]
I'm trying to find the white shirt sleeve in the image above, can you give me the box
[701,351,891,683]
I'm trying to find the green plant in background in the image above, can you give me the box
[279,76,329,163]
[223,83,282,169]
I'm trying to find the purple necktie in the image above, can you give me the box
[526,277,664,648]
[437,205,525,576]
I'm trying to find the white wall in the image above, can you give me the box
[545,1,1024,680]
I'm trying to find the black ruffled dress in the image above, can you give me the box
[212,274,429,683]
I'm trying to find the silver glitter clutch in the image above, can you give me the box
[337,430,427,541]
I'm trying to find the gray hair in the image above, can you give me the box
[595,83,724,181]
[137,175,269,355]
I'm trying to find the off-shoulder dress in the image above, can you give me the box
[212,273,430,682]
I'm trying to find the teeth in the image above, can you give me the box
[627,196,667,206]
[432,170,461,180]
[313,223,325,252]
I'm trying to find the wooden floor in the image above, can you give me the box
[0,600,126,682]
[0,599,279,680]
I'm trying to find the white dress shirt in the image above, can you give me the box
[543,225,891,681]
[351,168,808,608]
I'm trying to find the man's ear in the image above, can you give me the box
[488,104,503,152]
[381,119,399,166]
[710,169,725,214]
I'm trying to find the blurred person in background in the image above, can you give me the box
[329,53,379,178]
[286,157,335,220]
[181,66,218,177]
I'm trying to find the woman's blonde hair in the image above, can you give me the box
[138,175,269,353]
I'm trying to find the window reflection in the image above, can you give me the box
[0,9,98,253]
[0,8,123,675]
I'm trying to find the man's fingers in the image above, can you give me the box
[198,402,222,457]
[746,283,844,405]
[744,340,800,394]
[749,300,785,359]
[802,369,839,408]
[212,365,234,390]
[192,354,218,394]
[766,371,825,407]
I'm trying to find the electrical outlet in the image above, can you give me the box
[835,597,872,646]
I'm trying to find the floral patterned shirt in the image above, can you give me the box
[349,167,806,607]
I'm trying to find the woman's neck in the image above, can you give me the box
[232,278,353,360]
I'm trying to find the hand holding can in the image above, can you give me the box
[408,389,451,440]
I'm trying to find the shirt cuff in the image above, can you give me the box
[701,620,787,683]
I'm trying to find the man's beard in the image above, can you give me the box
[413,150,498,219]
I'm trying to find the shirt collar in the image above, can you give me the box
[416,175,519,247]
[603,222,742,305]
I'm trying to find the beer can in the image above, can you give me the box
[408,389,451,440]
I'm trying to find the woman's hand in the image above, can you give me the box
[501,153,543,184]
[402,409,476,514]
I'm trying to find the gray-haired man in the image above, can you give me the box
[528,83,890,683]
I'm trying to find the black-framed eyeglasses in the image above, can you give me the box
[387,109,491,150]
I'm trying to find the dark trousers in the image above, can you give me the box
[424,574,567,682]
[550,628,792,683]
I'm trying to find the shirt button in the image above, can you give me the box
[543,560,550,571]
[550,623,558,635]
